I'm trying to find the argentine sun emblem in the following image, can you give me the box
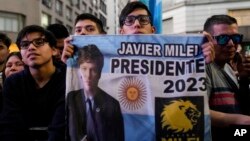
[118,77,147,110]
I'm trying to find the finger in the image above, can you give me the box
[61,45,74,63]
[67,46,74,55]
[64,36,73,44]
[202,31,213,43]
[203,50,212,64]
[202,42,215,63]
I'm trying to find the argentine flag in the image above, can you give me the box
[66,35,211,141]
[140,0,162,33]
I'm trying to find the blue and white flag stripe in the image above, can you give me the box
[66,35,211,141]
[140,0,162,33]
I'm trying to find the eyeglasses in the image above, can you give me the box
[20,38,47,49]
[213,34,243,46]
[123,15,151,26]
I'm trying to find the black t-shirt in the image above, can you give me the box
[0,66,66,141]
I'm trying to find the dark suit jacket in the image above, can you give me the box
[67,88,124,141]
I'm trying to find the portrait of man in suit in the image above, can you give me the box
[66,44,124,141]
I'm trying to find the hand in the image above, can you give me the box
[202,31,215,64]
[61,36,74,64]
[243,56,250,71]
[239,56,250,78]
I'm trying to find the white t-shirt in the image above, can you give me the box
[224,63,239,88]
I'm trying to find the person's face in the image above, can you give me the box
[230,23,242,52]
[0,41,9,65]
[79,60,100,93]
[54,38,64,60]
[74,19,101,35]
[4,55,24,78]
[119,8,155,34]
[20,32,56,68]
[212,24,236,64]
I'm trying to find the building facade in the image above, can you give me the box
[0,0,109,41]
[106,0,128,34]
[162,0,250,41]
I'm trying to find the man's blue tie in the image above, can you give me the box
[86,98,99,141]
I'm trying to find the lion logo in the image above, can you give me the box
[161,100,201,133]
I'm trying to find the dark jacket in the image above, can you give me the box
[0,66,66,141]
[67,88,124,141]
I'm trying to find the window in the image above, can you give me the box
[66,6,72,21]
[89,8,93,14]
[228,9,250,26]
[92,0,97,7]
[163,18,173,34]
[99,14,106,27]
[41,12,51,28]
[75,12,79,20]
[42,0,52,8]
[228,9,250,42]
[100,0,107,14]
[66,25,72,34]
[68,0,73,6]
[0,12,24,32]
[82,2,87,12]
[76,0,80,9]
[55,0,63,16]
[55,19,63,24]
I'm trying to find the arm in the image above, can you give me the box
[61,36,74,64]
[210,110,250,127]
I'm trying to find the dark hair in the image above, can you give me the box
[16,25,57,49]
[228,15,237,24]
[75,13,105,34]
[46,23,69,39]
[119,1,152,27]
[203,15,234,34]
[2,51,23,82]
[0,33,12,48]
[77,44,104,74]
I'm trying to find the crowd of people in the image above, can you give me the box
[0,1,249,141]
